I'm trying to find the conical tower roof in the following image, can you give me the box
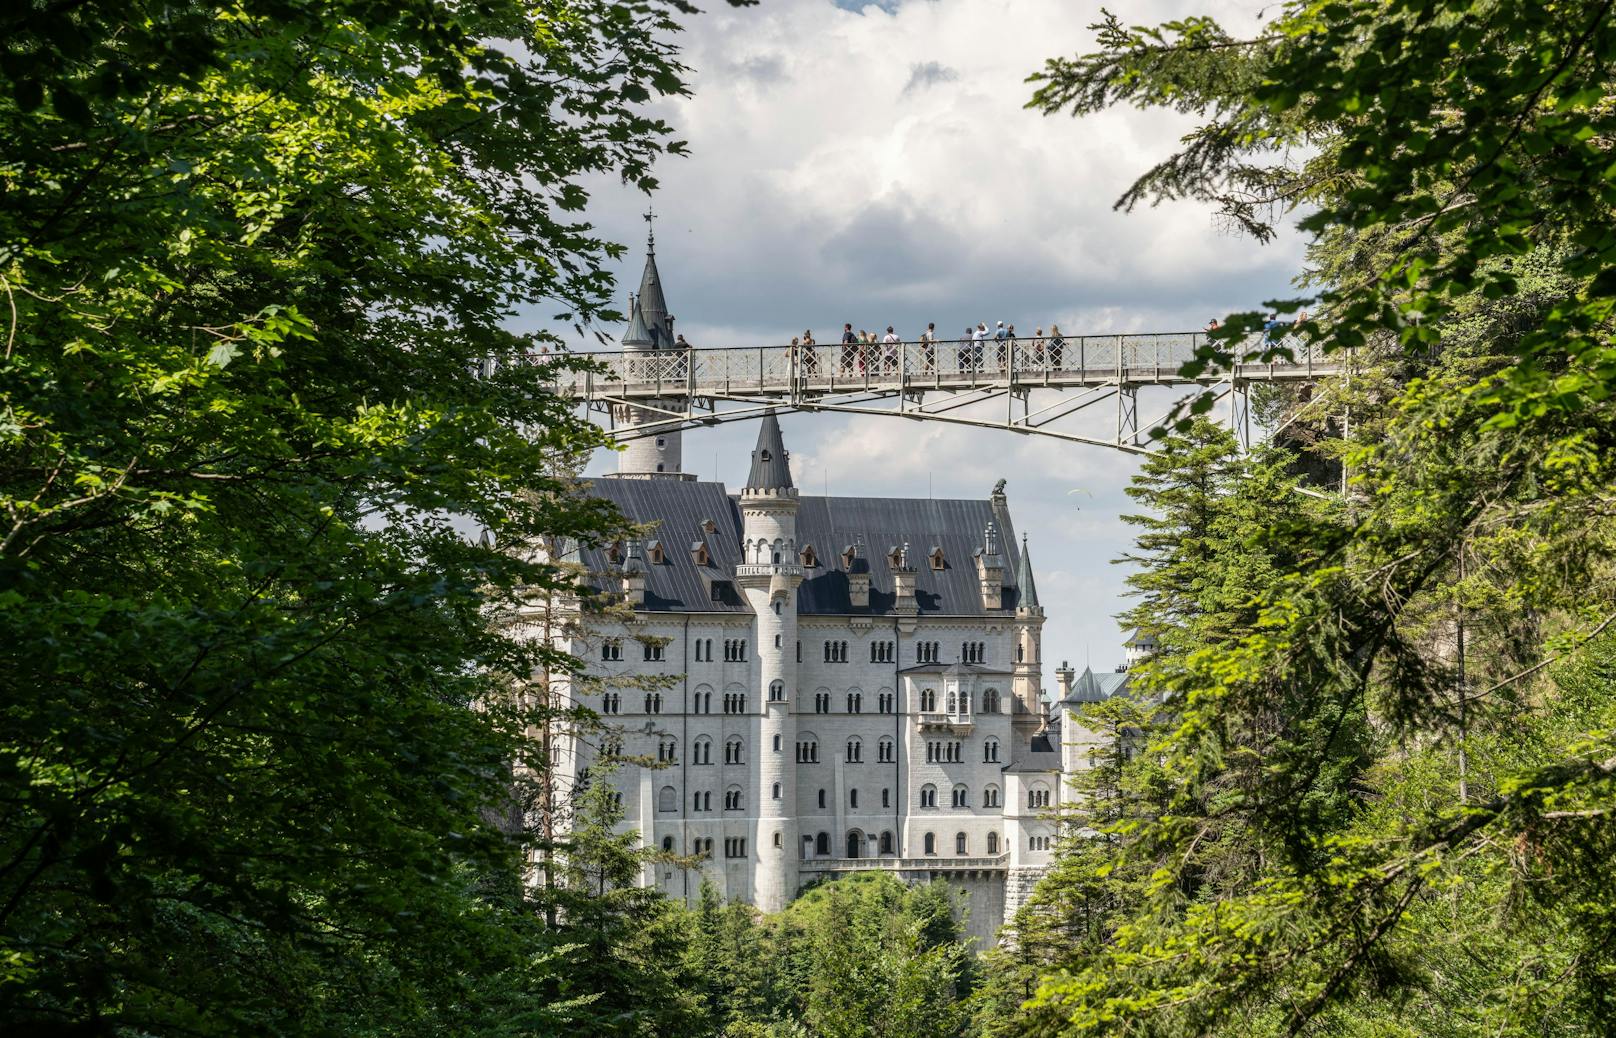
[621,294,652,347]
[1016,533,1040,610]
[745,411,794,491]
[636,225,672,349]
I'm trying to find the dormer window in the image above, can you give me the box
[800,544,817,568]
[646,540,664,565]
[887,545,903,568]
[607,540,624,564]
[929,546,945,571]
[842,545,856,570]
[702,518,717,534]
[759,449,773,462]
[690,541,710,566]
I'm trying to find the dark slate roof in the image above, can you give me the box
[1008,716,1062,772]
[1016,534,1040,609]
[636,245,673,350]
[578,478,1034,616]
[745,413,794,491]
[1060,667,1130,705]
[621,294,651,346]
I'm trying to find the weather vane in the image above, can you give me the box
[643,206,656,249]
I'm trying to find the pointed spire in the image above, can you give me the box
[1016,533,1040,610]
[621,293,651,347]
[636,214,672,349]
[745,411,794,491]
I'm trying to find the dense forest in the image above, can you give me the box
[4,1,1616,1036]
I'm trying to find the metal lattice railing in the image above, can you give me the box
[540,331,1333,398]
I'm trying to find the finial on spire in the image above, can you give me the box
[643,206,656,252]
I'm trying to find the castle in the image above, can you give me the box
[537,237,1138,942]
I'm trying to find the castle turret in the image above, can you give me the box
[1011,534,1044,716]
[734,412,802,911]
[976,521,1005,609]
[611,225,688,479]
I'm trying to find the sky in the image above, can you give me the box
[521,0,1309,680]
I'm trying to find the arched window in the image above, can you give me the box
[920,783,937,809]
[846,737,862,763]
[725,737,743,765]
[818,788,827,809]
[983,737,1000,763]
[773,733,782,752]
[693,737,712,765]
[951,783,969,808]
[878,737,894,763]
[1029,785,1051,809]
[658,786,676,812]
[920,688,937,711]
[923,832,936,855]
[662,835,675,851]
[769,679,785,701]
[773,831,783,847]
[725,786,743,811]
[850,788,859,809]
[956,832,967,855]
[846,691,862,713]
[982,688,1000,713]
[772,782,782,800]
[797,734,819,763]
[816,832,830,857]
[984,784,1001,808]
[846,830,863,858]
[986,831,999,853]
[879,830,894,855]
[946,689,957,713]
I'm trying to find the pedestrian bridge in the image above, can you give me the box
[537,332,1344,454]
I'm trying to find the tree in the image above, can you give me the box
[0,1,718,1033]
[1003,3,1616,1035]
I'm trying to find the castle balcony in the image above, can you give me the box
[734,563,804,580]
[916,711,975,733]
[799,853,1008,875]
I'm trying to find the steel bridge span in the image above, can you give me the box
[543,332,1341,455]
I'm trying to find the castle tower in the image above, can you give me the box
[611,225,688,479]
[1011,534,1045,717]
[734,412,802,911]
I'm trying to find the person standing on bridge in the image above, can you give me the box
[840,323,856,375]
[994,321,1009,370]
[972,323,988,371]
[674,333,693,379]
[801,329,819,375]
[921,322,937,373]
[882,326,900,375]
[1048,324,1065,370]
[1033,328,1046,369]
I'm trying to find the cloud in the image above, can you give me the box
[903,61,959,95]
[550,0,1302,668]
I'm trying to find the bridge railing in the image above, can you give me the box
[541,331,1334,397]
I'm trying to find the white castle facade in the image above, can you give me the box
[532,239,1137,941]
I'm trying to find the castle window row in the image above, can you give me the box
[723,639,748,662]
[870,640,894,663]
[642,641,665,662]
[824,640,848,663]
[601,638,623,661]
[916,782,1001,810]
[619,731,999,769]
[916,640,941,663]
[962,641,986,663]
[607,635,992,668]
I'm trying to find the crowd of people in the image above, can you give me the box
[784,320,1072,377]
